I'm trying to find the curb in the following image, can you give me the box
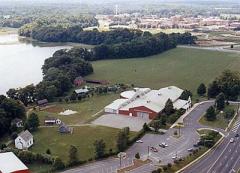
[176,133,224,173]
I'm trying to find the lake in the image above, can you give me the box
[0,34,71,95]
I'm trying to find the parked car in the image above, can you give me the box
[193,144,199,147]
[235,134,239,138]
[162,142,168,147]
[150,147,158,152]
[230,138,235,143]
[136,140,143,143]
[187,148,193,152]
[159,144,165,148]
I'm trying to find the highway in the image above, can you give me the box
[183,118,240,173]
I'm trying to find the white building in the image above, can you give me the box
[104,86,191,119]
[15,130,33,150]
[0,152,29,173]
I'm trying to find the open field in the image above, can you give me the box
[87,47,240,96]
[199,105,238,130]
[35,93,119,125]
[31,126,136,163]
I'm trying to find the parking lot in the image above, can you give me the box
[91,114,150,131]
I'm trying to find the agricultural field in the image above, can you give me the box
[87,47,240,97]
[34,93,119,125]
[31,126,136,163]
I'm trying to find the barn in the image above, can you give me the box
[104,86,191,120]
[0,152,29,173]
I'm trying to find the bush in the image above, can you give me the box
[135,152,140,159]
[167,163,172,168]
[52,157,65,170]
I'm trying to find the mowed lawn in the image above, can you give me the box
[35,93,119,125]
[31,126,136,163]
[87,48,240,95]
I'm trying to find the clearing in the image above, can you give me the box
[34,93,119,125]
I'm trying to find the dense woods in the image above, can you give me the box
[0,95,26,138]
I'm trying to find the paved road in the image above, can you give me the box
[183,118,240,173]
[62,101,221,173]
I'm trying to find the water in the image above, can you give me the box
[0,34,71,95]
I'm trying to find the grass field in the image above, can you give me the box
[87,48,240,96]
[199,105,238,130]
[35,93,119,125]
[31,126,136,163]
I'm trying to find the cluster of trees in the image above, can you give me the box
[21,27,144,45]
[0,95,26,138]
[205,92,235,121]
[55,32,196,61]
[7,50,93,104]
[207,70,240,101]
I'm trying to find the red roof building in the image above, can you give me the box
[0,152,29,173]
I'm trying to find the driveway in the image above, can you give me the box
[91,114,150,132]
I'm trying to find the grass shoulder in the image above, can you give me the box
[199,105,238,130]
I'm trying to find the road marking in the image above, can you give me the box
[207,141,231,173]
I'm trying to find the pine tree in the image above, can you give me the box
[197,83,206,96]
[164,99,174,115]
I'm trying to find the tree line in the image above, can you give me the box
[0,95,26,138]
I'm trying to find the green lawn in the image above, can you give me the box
[35,93,119,125]
[31,126,136,163]
[87,48,240,96]
[199,105,238,130]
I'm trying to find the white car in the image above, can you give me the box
[230,138,235,143]
[136,140,143,143]
[162,142,168,147]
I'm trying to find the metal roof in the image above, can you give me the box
[0,152,28,173]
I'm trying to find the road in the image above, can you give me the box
[183,118,240,173]
[62,101,228,173]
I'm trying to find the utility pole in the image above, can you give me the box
[148,146,150,158]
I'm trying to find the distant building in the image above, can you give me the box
[74,76,85,87]
[37,99,48,107]
[105,86,191,120]
[0,152,29,173]
[15,130,33,150]
[44,117,61,126]
[74,88,89,95]
[11,118,23,128]
[58,123,73,134]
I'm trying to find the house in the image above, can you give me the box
[104,86,191,120]
[44,117,61,125]
[37,99,48,107]
[15,130,33,150]
[74,88,89,95]
[58,123,73,134]
[74,76,85,87]
[11,118,23,128]
[0,152,29,173]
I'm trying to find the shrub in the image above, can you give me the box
[135,152,140,159]
[52,157,65,170]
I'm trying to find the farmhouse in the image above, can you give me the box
[0,152,29,173]
[15,130,33,150]
[105,86,191,119]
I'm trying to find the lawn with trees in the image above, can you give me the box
[31,126,137,163]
